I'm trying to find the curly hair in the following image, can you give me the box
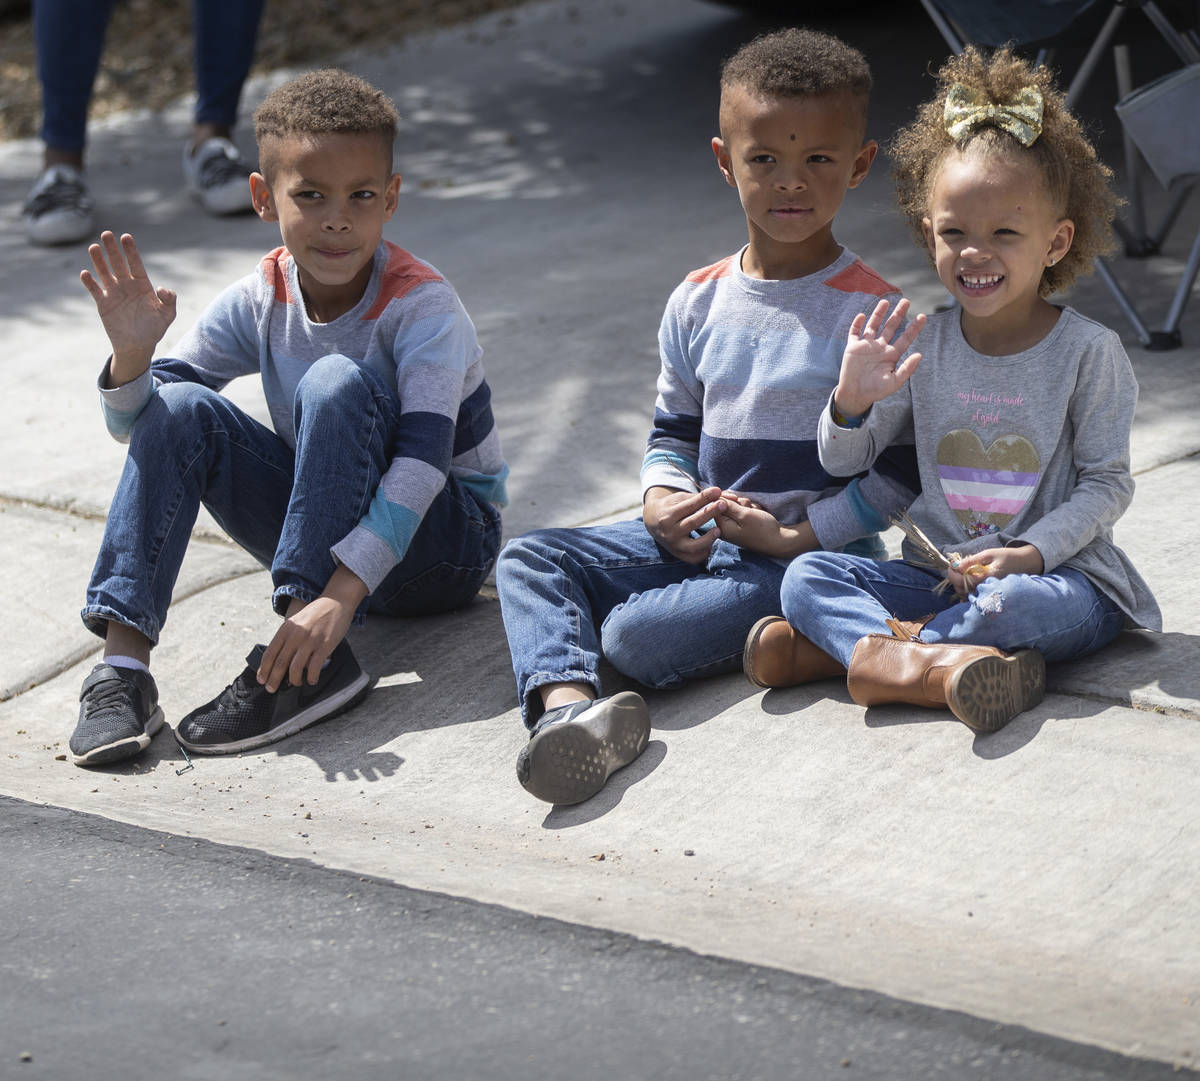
[889,47,1118,296]
[254,68,399,178]
[720,28,873,138]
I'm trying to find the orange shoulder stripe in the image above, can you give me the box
[824,259,897,297]
[685,255,735,284]
[361,243,445,320]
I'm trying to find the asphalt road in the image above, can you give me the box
[1,794,1193,1081]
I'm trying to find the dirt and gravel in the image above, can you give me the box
[0,0,536,143]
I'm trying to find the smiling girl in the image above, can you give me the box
[742,47,1161,734]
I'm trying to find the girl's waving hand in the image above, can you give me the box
[834,298,926,420]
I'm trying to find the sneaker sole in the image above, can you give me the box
[946,650,1045,734]
[26,210,94,246]
[188,184,253,216]
[175,671,373,755]
[71,706,165,767]
[516,692,651,806]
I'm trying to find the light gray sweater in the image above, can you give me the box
[818,306,1161,629]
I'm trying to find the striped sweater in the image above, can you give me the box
[99,241,508,592]
[642,246,917,551]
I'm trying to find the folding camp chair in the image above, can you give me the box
[917,0,1200,348]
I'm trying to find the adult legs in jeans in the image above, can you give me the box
[780,551,1126,666]
[190,0,265,140]
[496,522,787,728]
[29,0,262,246]
[36,0,263,160]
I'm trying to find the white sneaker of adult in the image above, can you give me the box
[23,164,95,246]
[182,136,253,215]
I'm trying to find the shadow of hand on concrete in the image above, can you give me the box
[540,739,667,829]
[267,724,407,784]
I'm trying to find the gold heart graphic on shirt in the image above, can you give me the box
[936,429,1042,540]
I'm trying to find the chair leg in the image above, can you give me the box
[1092,257,1153,348]
[1162,227,1200,339]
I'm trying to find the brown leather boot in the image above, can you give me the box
[847,633,1045,733]
[743,616,846,688]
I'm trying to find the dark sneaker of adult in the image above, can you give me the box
[23,164,95,246]
[516,691,651,806]
[175,640,372,755]
[182,137,254,215]
[71,663,164,766]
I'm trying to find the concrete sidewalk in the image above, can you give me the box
[1,0,1198,1070]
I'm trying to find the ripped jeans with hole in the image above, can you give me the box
[780,552,1125,667]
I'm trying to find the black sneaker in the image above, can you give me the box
[70,664,164,766]
[23,164,94,246]
[175,640,372,754]
[516,691,651,805]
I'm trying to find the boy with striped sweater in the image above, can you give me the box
[496,28,916,805]
[70,70,507,766]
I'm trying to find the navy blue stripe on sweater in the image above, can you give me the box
[648,408,702,446]
[393,411,455,473]
[699,434,842,495]
[453,379,496,457]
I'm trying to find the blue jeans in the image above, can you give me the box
[36,0,264,151]
[83,356,501,644]
[496,520,886,728]
[780,551,1126,667]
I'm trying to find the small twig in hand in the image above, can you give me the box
[889,512,990,594]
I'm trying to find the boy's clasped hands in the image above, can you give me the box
[644,485,818,564]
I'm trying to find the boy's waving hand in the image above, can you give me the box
[81,231,177,386]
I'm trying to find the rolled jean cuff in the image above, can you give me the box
[522,669,598,729]
[80,604,161,646]
[271,583,371,627]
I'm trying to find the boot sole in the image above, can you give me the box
[946,650,1045,733]
[516,692,650,805]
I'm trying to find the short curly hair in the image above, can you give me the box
[253,68,399,178]
[889,47,1118,296]
[720,28,873,138]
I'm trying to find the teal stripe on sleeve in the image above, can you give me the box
[845,476,887,534]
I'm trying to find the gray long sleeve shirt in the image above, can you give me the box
[818,306,1161,629]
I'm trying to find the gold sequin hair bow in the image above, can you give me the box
[943,84,1044,147]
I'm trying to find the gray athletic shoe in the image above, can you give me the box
[23,164,94,246]
[182,137,253,215]
[70,664,164,766]
[516,691,651,805]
